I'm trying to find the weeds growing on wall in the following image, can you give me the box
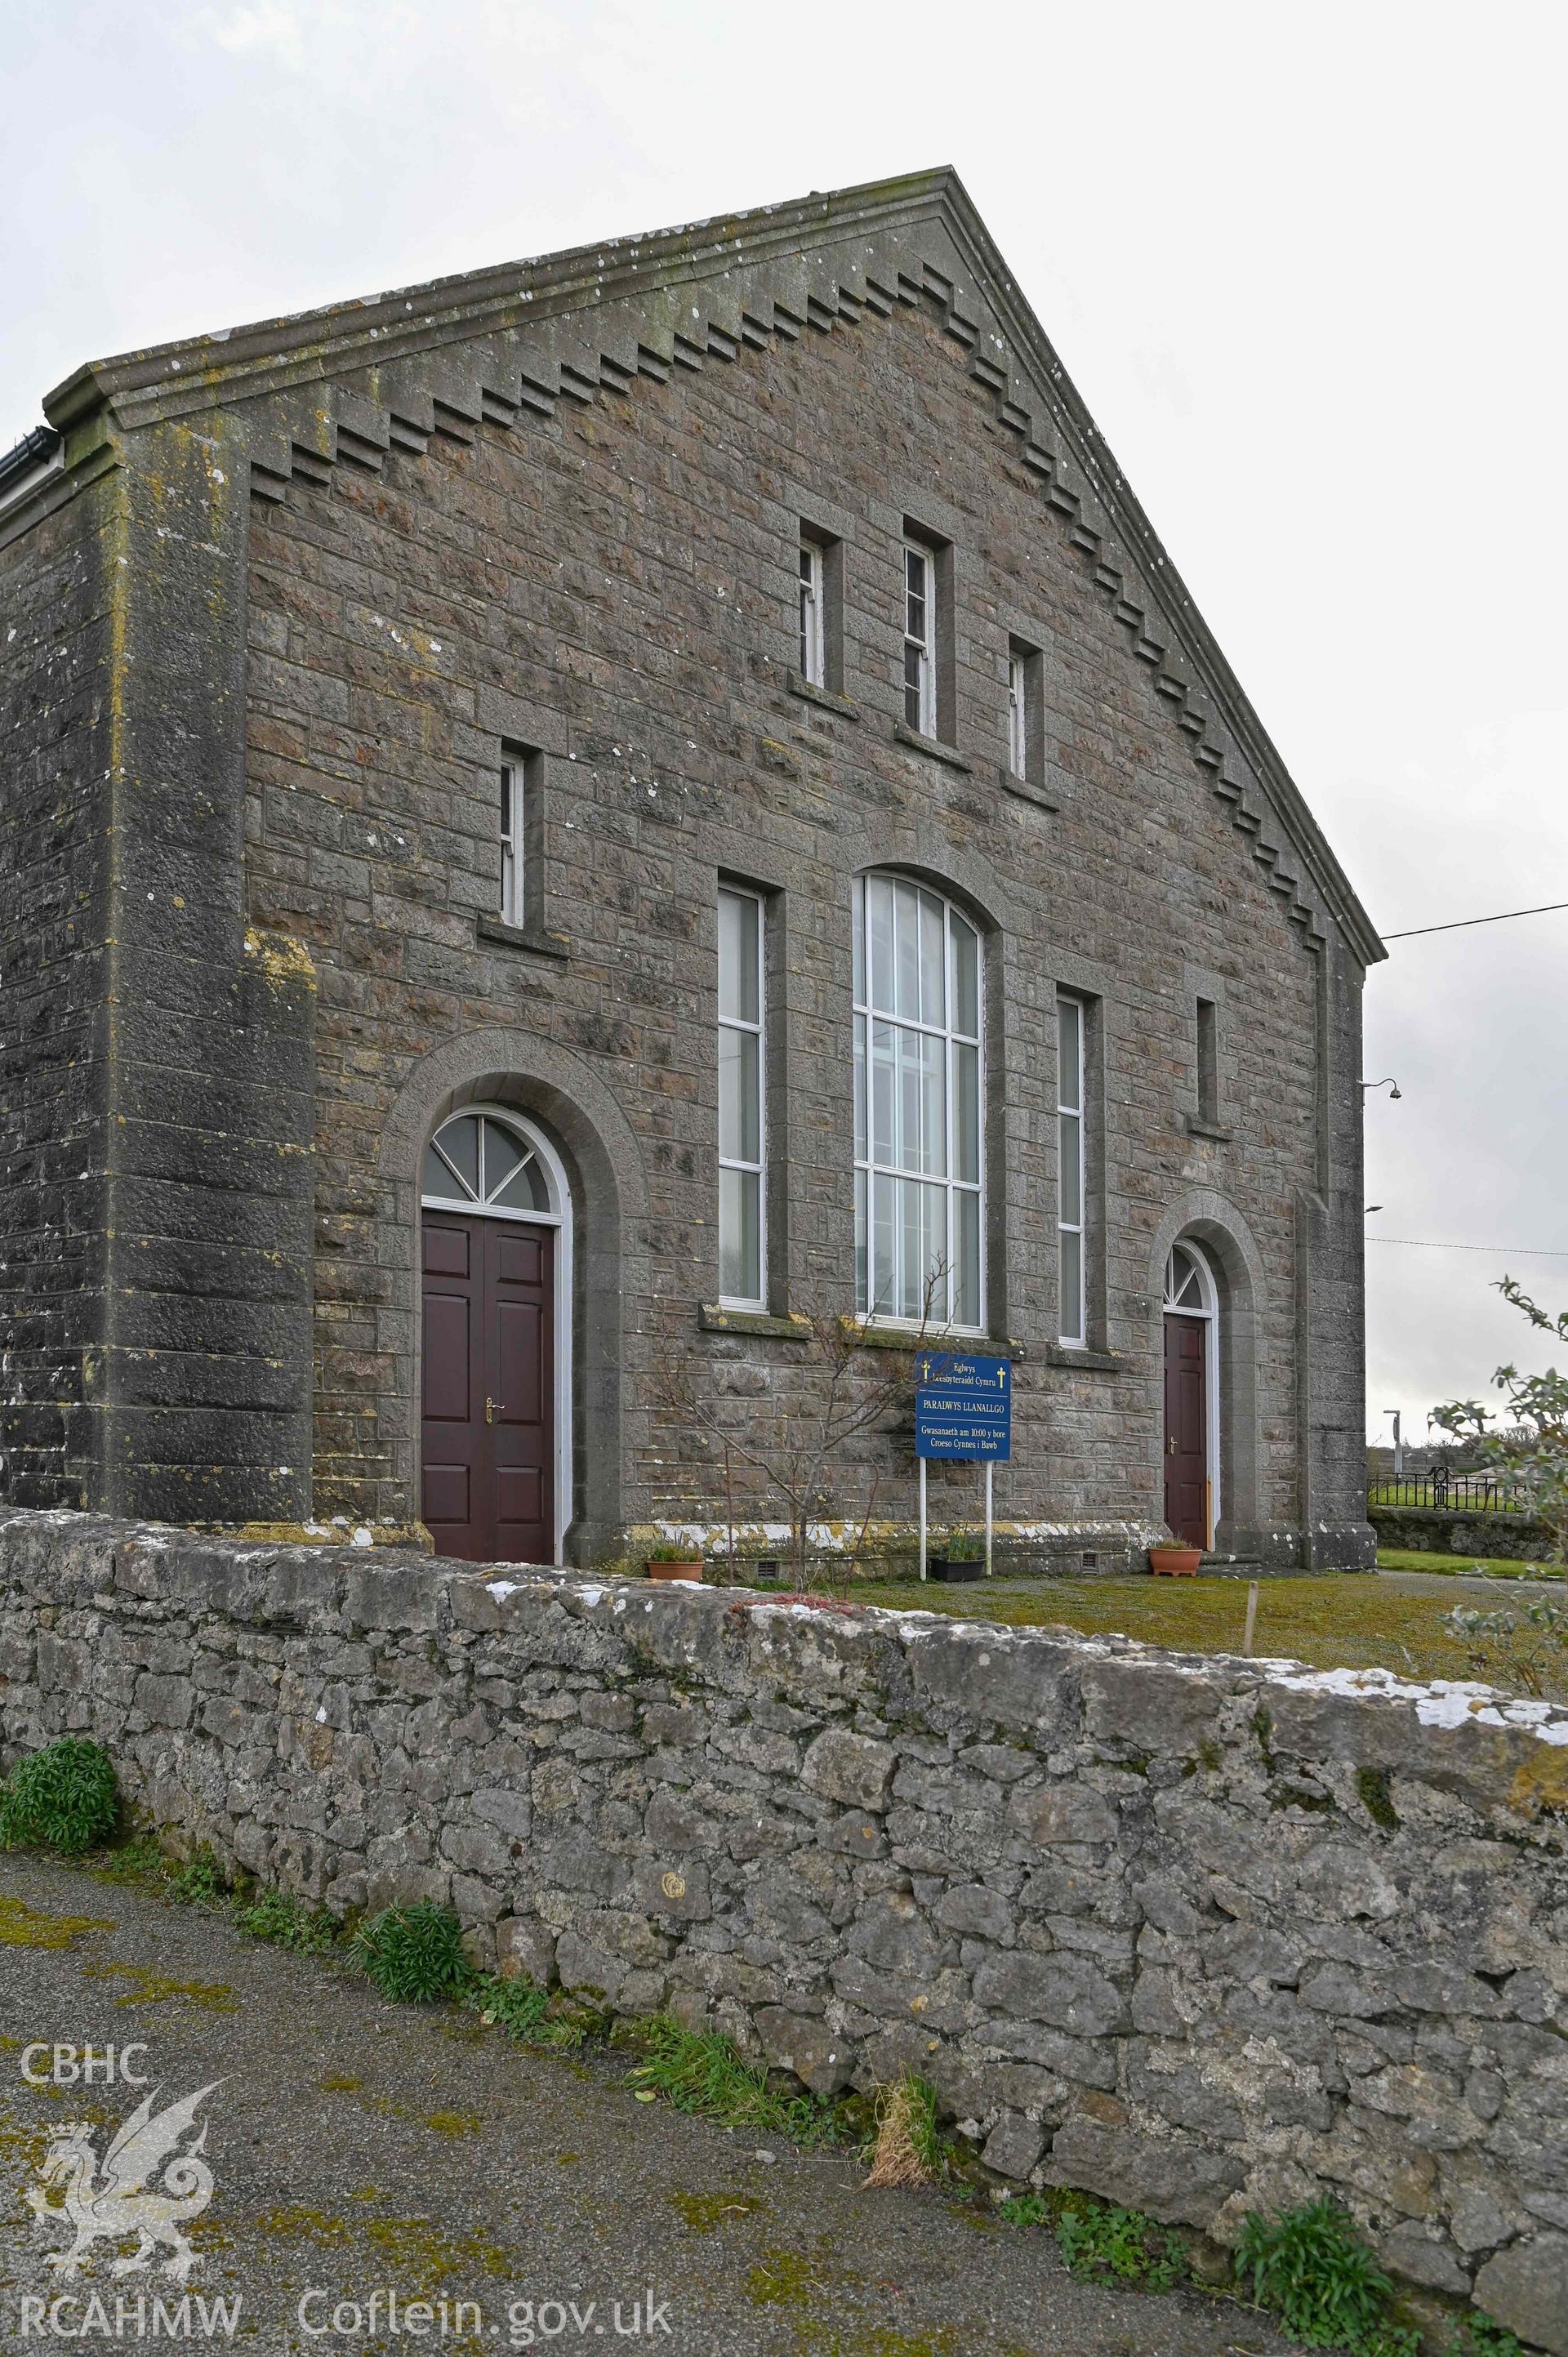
[91,1829,345,1954]
[996,2192,1050,2228]
[1056,2199,1188,2291]
[91,1835,167,1885]
[234,1887,342,1955]
[1236,2199,1418,2355]
[995,2189,1187,2291]
[469,1973,604,2052]
[625,2015,850,2147]
[0,1738,119,1855]
[355,1900,474,2003]
[1445,2316,1525,2357]
[169,1847,229,1905]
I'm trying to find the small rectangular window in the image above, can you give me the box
[1196,997,1219,1126]
[903,541,936,737]
[718,886,765,1308]
[499,760,525,928]
[1057,994,1086,1347]
[799,538,826,688]
[1007,650,1027,778]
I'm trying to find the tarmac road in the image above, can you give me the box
[0,1851,1303,2357]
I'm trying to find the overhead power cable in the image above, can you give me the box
[1383,898,1568,940]
[1366,1236,1568,1257]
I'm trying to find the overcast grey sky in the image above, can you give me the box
[5,0,1564,1437]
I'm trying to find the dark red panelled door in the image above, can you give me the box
[421,1211,555,1563]
[1163,1313,1209,1548]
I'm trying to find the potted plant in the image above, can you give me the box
[1148,1541,1204,1576]
[645,1539,705,1583]
[930,1532,985,1583]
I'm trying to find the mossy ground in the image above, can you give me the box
[847,1573,1490,1682]
[0,1842,1379,2353]
[0,1893,114,1949]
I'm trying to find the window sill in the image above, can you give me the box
[699,1303,814,1343]
[893,721,971,773]
[787,670,858,720]
[1047,1345,1123,1375]
[841,1317,1022,1359]
[1183,1114,1233,1142]
[476,915,570,960]
[1000,764,1060,811]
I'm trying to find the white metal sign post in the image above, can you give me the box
[919,1459,928,1581]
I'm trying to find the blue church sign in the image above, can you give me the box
[914,1352,1012,1461]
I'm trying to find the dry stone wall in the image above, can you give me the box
[3,1509,1566,2350]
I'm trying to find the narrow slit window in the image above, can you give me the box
[799,537,826,688]
[1007,650,1027,777]
[718,886,765,1308]
[1057,995,1086,1347]
[1007,637,1042,782]
[903,542,935,737]
[1196,997,1218,1126]
[499,760,524,928]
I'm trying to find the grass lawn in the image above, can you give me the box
[839,1573,1494,1686]
[1376,1546,1562,1580]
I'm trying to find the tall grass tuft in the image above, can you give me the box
[863,2074,943,2189]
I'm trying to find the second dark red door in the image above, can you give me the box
[1162,1312,1209,1548]
[421,1211,555,1563]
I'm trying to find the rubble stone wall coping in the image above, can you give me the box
[2,1509,1565,2350]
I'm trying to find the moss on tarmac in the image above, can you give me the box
[0,1853,1299,2356]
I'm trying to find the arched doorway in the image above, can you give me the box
[419,1107,572,1564]
[1163,1241,1218,1548]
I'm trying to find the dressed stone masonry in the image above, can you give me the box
[0,165,1380,1569]
[2,1511,1566,2349]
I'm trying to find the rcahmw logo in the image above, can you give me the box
[20,2295,241,2341]
[26,2080,223,2287]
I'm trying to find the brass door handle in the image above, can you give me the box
[1167,1434,1178,1454]
[486,1397,504,1424]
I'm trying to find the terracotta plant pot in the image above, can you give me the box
[930,1557,985,1583]
[646,1560,704,1583]
[1148,1545,1203,1577]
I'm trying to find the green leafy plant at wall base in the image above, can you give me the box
[169,1848,229,1905]
[234,1888,341,1955]
[1056,2201,1187,2291]
[996,2193,1049,2228]
[1445,2317,1525,2357]
[1236,2199,1417,2354]
[355,1901,474,2003]
[0,1739,119,1856]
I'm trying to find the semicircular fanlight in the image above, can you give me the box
[422,1113,551,1215]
